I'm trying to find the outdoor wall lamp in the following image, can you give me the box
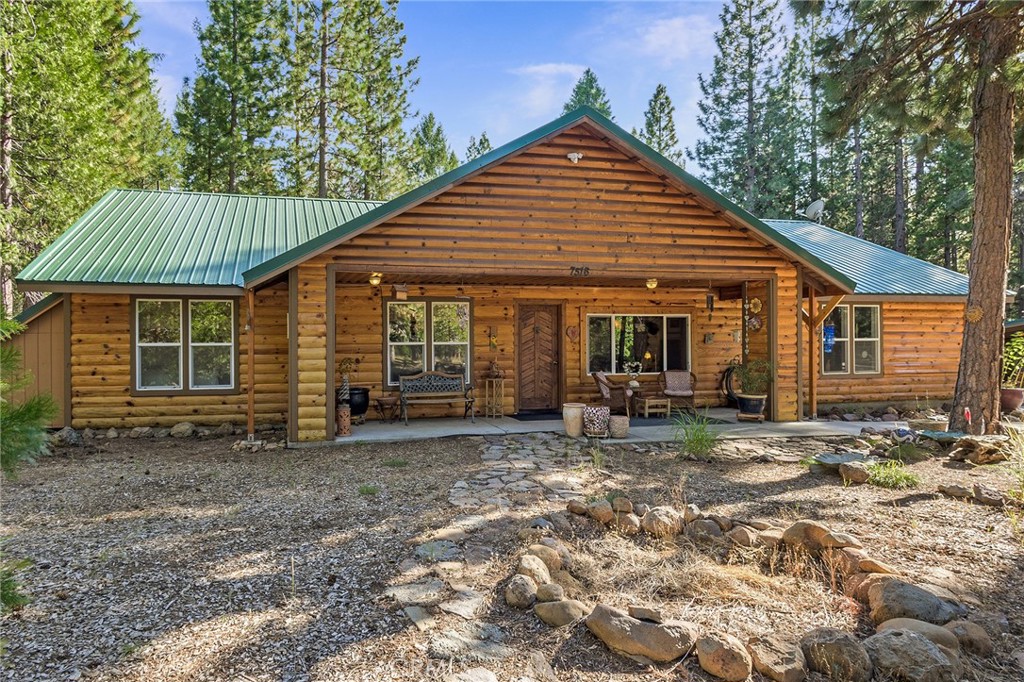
[646,278,658,290]
[368,272,382,286]
[391,283,408,300]
[566,152,584,164]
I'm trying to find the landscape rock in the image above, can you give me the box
[821,547,867,577]
[129,426,152,439]
[587,499,614,524]
[504,575,538,609]
[525,544,562,572]
[170,421,196,438]
[549,569,584,597]
[429,622,512,663]
[972,483,1006,507]
[813,452,870,472]
[746,635,807,682]
[869,580,964,625]
[609,512,641,536]
[938,484,973,499]
[535,583,564,603]
[214,421,235,436]
[682,503,702,522]
[416,540,461,562]
[878,618,960,652]
[611,496,633,513]
[943,619,994,656]
[566,499,588,515]
[524,650,557,682]
[538,537,572,569]
[533,599,590,627]
[633,503,650,517]
[585,604,698,663]
[517,554,552,585]
[782,519,831,551]
[53,426,82,447]
[688,518,724,539]
[819,531,862,549]
[385,578,447,606]
[528,516,554,530]
[639,506,685,538]
[403,605,437,631]
[839,461,871,484]
[948,435,1010,465]
[82,428,96,439]
[696,633,753,681]
[106,427,118,439]
[726,525,758,547]
[445,668,497,682]
[859,557,899,575]
[627,605,664,623]
[800,627,873,682]
[862,629,957,682]
[846,573,898,604]
[756,527,784,548]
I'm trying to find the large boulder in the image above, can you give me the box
[640,506,685,538]
[533,599,590,627]
[504,575,537,609]
[535,583,564,603]
[869,580,964,625]
[800,627,873,682]
[611,496,633,513]
[585,604,698,663]
[53,426,82,447]
[782,520,831,552]
[862,629,958,682]
[839,461,871,484]
[695,633,752,682]
[609,512,641,536]
[878,618,960,652]
[587,499,614,524]
[525,544,562,572]
[746,635,807,682]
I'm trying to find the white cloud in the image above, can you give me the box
[587,5,718,68]
[137,0,204,36]
[153,73,182,117]
[508,62,587,118]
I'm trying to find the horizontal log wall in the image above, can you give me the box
[816,300,964,404]
[335,283,745,419]
[68,285,288,429]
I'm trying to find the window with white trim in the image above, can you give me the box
[586,314,690,374]
[386,300,471,385]
[136,299,183,390]
[821,304,880,375]
[135,298,236,391]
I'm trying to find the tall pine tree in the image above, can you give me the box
[410,112,457,183]
[637,84,682,165]
[465,132,492,161]
[562,68,613,119]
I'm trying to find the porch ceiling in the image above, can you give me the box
[331,270,765,290]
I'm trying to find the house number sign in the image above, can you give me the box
[569,266,591,277]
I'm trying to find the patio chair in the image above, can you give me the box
[658,370,696,411]
[591,371,633,417]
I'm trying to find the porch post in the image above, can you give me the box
[808,287,818,419]
[246,288,256,439]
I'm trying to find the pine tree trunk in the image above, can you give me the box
[743,1,756,209]
[853,122,864,239]
[893,135,907,253]
[949,14,1017,434]
[317,2,328,198]
[1,0,14,316]
[943,214,956,270]
[227,2,239,193]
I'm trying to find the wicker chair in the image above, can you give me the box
[658,370,696,410]
[591,371,633,417]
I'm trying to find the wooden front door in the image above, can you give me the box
[517,304,560,411]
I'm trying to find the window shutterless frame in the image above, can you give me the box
[189,299,235,389]
[820,304,881,376]
[135,299,183,391]
[585,313,691,374]
[383,297,474,387]
[129,295,241,397]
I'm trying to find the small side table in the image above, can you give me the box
[374,396,401,423]
[482,377,505,418]
[638,396,672,418]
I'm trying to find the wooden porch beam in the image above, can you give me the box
[808,287,817,419]
[246,288,255,439]
[813,295,846,328]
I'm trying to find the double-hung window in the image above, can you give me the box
[586,314,690,374]
[134,298,236,392]
[821,304,880,375]
[386,300,471,385]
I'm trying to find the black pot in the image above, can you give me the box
[736,394,766,416]
[348,387,370,417]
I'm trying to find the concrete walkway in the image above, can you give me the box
[335,408,903,444]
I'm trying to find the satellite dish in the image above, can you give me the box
[799,199,825,222]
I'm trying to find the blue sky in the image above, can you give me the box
[136,1,724,159]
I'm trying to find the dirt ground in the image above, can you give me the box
[1,434,1022,681]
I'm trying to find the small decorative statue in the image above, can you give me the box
[623,360,642,388]
[486,360,505,379]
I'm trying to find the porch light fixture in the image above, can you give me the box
[645,278,658,290]
[567,152,584,164]
[391,284,408,301]
[368,272,382,286]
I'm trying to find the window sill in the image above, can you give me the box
[130,387,241,398]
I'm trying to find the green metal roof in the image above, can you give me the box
[16,189,381,288]
[764,220,969,296]
[242,106,857,292]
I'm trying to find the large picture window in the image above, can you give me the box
[586,314,690,374]
[134,298,236,392]
[386,300,471,385]
[822,304,880,375]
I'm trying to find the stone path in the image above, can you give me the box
[447,432,596,510]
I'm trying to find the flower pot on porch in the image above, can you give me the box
[609,414,630,439]
[583,405,610,437]
[336,405,352,437]
[562,403,586,438]
[736,393,767,421]
[348,387,370,423]
[1000,388,1024,413]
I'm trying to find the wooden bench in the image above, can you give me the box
[398,371,475,425]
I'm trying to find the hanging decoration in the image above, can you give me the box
[823,323,836,353]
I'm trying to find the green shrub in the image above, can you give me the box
[672,409,720,459]
[381,458,408,468]
[358,484,380,496]
[1003,333,1024,387]
[1,316,58,478]
[867,460,920,489]
[0,553,30,612]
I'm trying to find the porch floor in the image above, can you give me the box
[330,408,902,444]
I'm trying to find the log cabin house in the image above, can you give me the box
[12,107,970,444]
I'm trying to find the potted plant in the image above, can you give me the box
[1001,333,1024,413]
[735,359,773,419]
